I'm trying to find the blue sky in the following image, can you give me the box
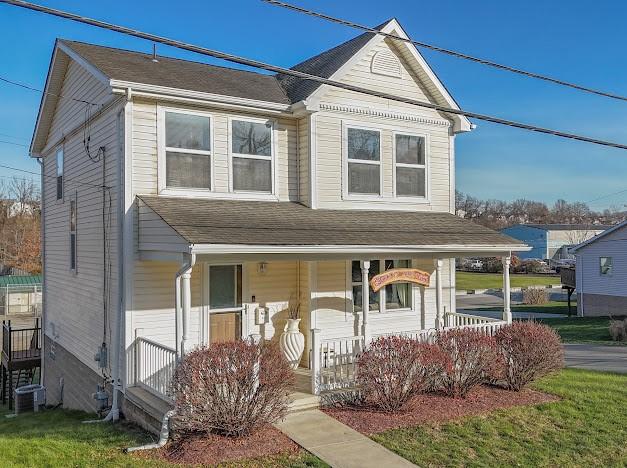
[1,0,627,209]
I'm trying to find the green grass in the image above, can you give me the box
[476,301,575,315]
[538,317,626,345]
[0,407,325,467]
[456,272,560,291]
[372,369,627,467]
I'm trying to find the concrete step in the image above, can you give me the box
[288,391,321,413]
[124,386,173,434]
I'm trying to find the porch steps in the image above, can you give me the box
[124,386,172,435]
[288,391,321,413]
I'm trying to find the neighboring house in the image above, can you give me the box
[571,220,627,317]
[31,19,528,428]
[501,224,611,260]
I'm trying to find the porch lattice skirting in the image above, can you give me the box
[311,312,506,394]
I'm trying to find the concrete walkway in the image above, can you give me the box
[564,344,627,374]
[276,409,416,468]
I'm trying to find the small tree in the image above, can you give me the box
[434,328,496,398]
[170,339,294,437]
[493,322,563,391]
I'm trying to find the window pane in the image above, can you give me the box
[232,120,272,156]
[600,257,613,275]
[351,261,362,283]
[348,128,380,161]
[166,151,211,189]
[165,112,210,151]
[210,265,242,309]
[70,233,76,270]
[396,134,425,165]
[386,283,411,310]
[70,200,76,231]
[396,167,425,197]
[348,163,380,194]
[233,157,272,192]
[57,149,63,176]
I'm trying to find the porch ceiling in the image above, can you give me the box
[137,196,528,258]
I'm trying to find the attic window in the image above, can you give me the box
[371,50,402,78]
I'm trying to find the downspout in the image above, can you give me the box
[175,252,196,359]
[37,157,45,386]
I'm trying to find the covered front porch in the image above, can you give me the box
[127,195,527,403]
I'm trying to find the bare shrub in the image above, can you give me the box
[170,339,294,437]
[494,321,563,391]
[522,287,548,305]
[609,319,627,342]
[356,336,446,412]
[434,328,496,398]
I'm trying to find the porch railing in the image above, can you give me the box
[444,311,500,327]
[134,337,176,401]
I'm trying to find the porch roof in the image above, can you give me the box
[138,196,528,255]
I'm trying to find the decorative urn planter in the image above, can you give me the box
[279,318,305,369]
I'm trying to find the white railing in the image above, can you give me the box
[135,337,176,401]
[444,311,506,336]
[312,331,364,393]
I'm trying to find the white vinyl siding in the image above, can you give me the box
[42,58,119,375]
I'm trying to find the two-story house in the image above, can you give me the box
[31,19,527,429]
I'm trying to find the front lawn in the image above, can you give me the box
[456,271,559,291]
[372,369,627,467]
[0,406,324,467]
[538,316,626,345]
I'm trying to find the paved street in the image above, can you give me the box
[457,288,569,319]
[563,344,627,374]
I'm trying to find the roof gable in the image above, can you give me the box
[571,220,627,252]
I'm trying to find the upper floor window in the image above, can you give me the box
[164,110,212,190]
[231,119,273,193]
[600,256,613,276]
[56,148,63,200]
[395,133,426,198]
[346,127,381,195]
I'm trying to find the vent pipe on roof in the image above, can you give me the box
[151,43,159,63]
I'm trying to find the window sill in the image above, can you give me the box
[158,189,279,202]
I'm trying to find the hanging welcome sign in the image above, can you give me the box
[369,268,431,292]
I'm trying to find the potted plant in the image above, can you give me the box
[279,295,304,369]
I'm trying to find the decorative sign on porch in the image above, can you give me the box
[369,268,431,292]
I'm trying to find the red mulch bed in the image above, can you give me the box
[323,385,559,435]
[144,425,300,466]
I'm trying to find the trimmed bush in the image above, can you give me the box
[522,287,548,305]
[170,339,294,437]
[609,319,627,342]
[356,336,446,412]
[434,328,496,398]
[494,321,563,391]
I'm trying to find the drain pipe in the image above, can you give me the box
[175,253,195,359]
[125,409,176,452]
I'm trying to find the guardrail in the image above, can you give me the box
[134,337,176,401]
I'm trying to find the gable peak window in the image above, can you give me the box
[56,147,63,200]
[231,119,274,193]
[164,110,212,190]
[346,127,381,195]
[395,133,426,198]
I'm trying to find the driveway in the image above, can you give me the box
[563,344,627,374]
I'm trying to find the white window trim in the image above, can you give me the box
[599,256,613,276]
[392,131,431,203]
[342,121,384,200]
[228,115,277,196]
[56,146,64,202]
[69,191,77,274]
[349,259,414,315]
[157,105,215,195]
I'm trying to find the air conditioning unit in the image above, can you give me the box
[15,384,46,414]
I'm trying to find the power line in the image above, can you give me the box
[0,132,28,142]
[0,74,100,106]
[0,140,29,147]
[0,161,110,190]
[263,0,627,103]
[2,1,627,151]
[586,188,627,205]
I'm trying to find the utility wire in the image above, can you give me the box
[0,140,29,147]
[0,132,28,142]
[263,0,627,103]
[2,0,627,150]
[0,74,100,106]
[586,188,627,204]
[0,161,110,190]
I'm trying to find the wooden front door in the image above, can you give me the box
[210,312,241,344]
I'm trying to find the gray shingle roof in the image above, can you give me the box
[60,40,292,105]
[138,196,526,248]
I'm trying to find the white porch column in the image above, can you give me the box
[310,328,321,395]
[502,256,512,323]
[181,270,192,355]
[360,260,371,342]
[435,259,444,329]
